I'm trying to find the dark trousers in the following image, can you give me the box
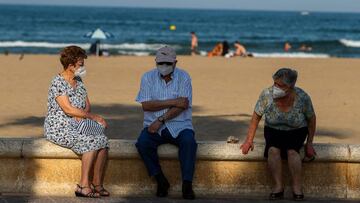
[135,127,197,181]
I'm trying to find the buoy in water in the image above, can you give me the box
[170,25,176,31]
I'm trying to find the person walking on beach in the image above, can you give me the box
[284,42,292,52]
[190,31,198,55]
[135,46,197,200]
[44,46,110,198]
[240,68,317,201]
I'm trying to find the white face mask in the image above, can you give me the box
[74,66,87,78]
[273,85,287,99]
[157,64,174,76]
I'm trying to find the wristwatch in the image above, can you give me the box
[158,116,165,124]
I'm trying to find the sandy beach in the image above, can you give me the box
[0,55,359,144]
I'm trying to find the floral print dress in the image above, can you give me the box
[44,75,109,154]
[254,86,315,131]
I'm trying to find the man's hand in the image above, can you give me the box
[175,97,189,109]
[240,141,254,155]
[147,120,163,134]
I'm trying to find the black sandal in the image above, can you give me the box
[293,193,304,201]
[91,184,110,196]
[269,190,284,200]
[75,184,100,198]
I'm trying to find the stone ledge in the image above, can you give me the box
[349,144,360,162]
[0,138,23,158]
[0,138,357,162]
[0,138,360,198]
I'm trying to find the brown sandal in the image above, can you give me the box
[75,184,100,198]
[91,184,110,196]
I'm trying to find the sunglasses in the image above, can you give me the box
[157,62,174,66]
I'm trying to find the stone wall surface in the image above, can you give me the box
[0,138,359,199]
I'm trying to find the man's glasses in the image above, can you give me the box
[157,62,174,66]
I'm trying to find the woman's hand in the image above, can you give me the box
[74,117,83,122]
[240,112,261,155]
[305,143,316,158]
[89,114,108,128]
[240,141,254,155]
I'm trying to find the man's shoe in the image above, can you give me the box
[182,181,195,200]
[155,172,170,197]
[156,180,170,197]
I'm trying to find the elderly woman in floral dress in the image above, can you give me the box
[44,46,110,198]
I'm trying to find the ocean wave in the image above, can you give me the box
[117,50,150,56]
[102,43,177,50]
[0,41,178,51]
[339,39,360,48]
[0,41,89,48]
[252,52,330,58]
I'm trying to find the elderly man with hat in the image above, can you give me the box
[135,46,197,199]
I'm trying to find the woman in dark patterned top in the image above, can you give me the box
[240,68,317,201]
[44,46,109,198]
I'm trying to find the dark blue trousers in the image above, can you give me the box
[135,127,197,181]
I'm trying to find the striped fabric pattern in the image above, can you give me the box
[77,119,105,136]
[136,67,193,138]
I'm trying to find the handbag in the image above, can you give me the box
[77,119,105,136]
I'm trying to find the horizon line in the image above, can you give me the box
[0,3,359,14]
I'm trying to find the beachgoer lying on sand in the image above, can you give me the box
[234,41,253,57]
[222,40,230,56]
[208,42,223,57]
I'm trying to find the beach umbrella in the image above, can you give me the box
[84,28,114,56]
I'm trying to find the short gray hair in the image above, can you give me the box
[272,68,298,87]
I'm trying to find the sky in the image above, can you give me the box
[0,0,360,13]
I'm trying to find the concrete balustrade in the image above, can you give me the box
[0,138,359,199]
